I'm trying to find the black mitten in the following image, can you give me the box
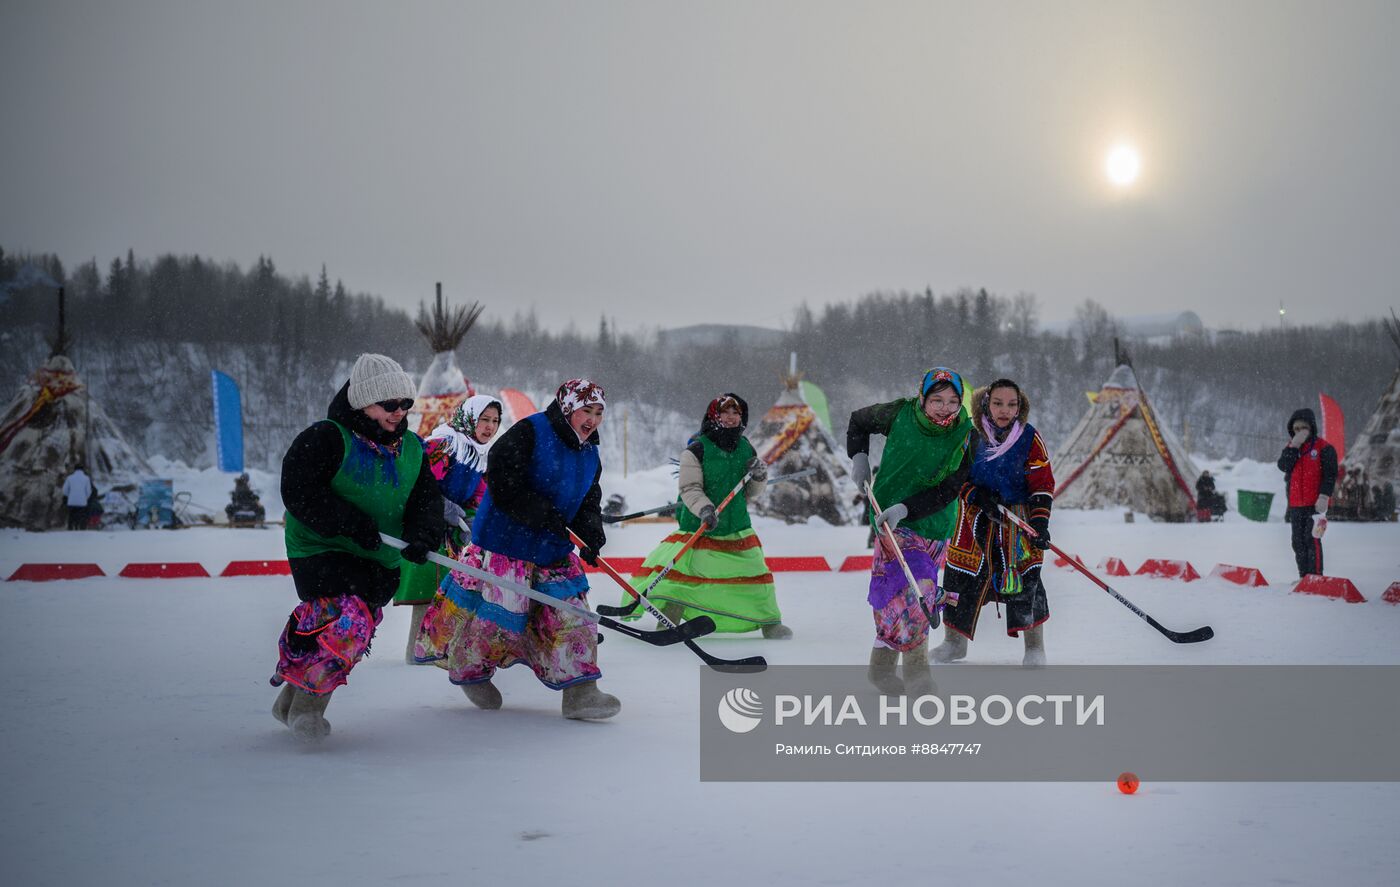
[1028,516,1051,550]
[970,486,1002,514]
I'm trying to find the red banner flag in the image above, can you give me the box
[1318,392,1345,465]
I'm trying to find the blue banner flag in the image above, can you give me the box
[211,370,244,473]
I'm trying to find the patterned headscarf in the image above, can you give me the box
[556,378,606,416]
[705,394,745,428]
[697,392,749,452]
[449,394,504,442]
[919,366,965,428]
[920,366,965,399]
[430,394,502,470]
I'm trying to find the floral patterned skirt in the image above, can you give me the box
[414,543,600,690]
[869,528,953,652]
[271,595,383,696]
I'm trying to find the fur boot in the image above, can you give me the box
[901,641,937,696]
[562,681,621,720]
[404,603,430,665]
[1022,624,1047,668]
[271,684,295,726]
[867,646,905,695]
[761,622,794,640]
[461,680,503,710]
[287,688,333,743]
[930,624,968,663]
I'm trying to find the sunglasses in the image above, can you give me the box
[376,398,414,413]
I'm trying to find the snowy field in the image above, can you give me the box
[2,509,1399,887]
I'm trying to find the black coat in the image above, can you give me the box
[281,382,446,606]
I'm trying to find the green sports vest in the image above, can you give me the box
[676,436,757,536]
[870,399,970,541]
[284,420,423,568]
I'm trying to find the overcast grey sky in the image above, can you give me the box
[3,0,1397,332]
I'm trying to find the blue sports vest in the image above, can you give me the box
[968,424,1037,505]
[472,412,600,564]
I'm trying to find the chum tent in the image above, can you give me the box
[408,283,484,437]
[1053,362,1200,522]
[1346,311,1400,491]
[748,360,861,526]
[0,354,151,530]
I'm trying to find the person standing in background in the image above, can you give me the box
[1277,407,1338,577]
[62,463,92,530]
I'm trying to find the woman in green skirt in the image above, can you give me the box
[625,393,793,639]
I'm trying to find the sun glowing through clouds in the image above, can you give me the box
[1106,143,1142,188]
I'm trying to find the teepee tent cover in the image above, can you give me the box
[408,284,484,437]
[748,369,861,526]
[1053,363,1200,521]
[0,354,152,529]
[1346,312,1400,489]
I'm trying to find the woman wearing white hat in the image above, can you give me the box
[270,353,446,743]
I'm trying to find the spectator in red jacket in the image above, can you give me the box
[1277,408,1338,577]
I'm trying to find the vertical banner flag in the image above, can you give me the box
[799,380,832,433]
[211,370,244,473]
[1318,392,1345,465]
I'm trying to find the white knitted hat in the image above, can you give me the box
[348,353,416,409]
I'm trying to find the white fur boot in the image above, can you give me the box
[901,641,937,696]
[287,688,332,743]
[461,680,503,710]
[761,622,794,639]
[1022,624,1047,668]
[562,682,621,720]
[867,646,905,695]
[271,684,295,726]
[930,624,968,663]
[404,603,430,664]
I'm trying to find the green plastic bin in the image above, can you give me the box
[1237,490,1274,522]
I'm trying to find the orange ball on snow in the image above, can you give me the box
[1117,772,1140,794]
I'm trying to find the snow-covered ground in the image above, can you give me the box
[2,508,1399,886]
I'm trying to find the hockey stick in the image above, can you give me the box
[865,483,943,629]
[595,466,756,617]
[602,467,817,523]
[379,534,716,646]
[602,502,677,524]
[574,531,768,673]
[994,506,1214,644]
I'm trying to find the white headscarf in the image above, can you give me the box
[428,394,502,471]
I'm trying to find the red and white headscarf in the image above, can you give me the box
[556,378,606,416]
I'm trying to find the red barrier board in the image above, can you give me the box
[1097,557,1131,577]
[1209,564,1269,587]
[839,555,874,572]
[221,560,292,577]
[1292,574,1366,603]
[8,563,106,581]
[767,557,832,572]
[119,563,211,579]
[1135,559,1201,581]
[1382,582,1400,605]
[583,558,646,574]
